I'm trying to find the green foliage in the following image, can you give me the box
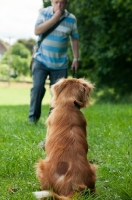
[42,0,51,7]
[0,63,8,76]
[11,42,31,59]
[18,38,36,54]
[68,0,132,95]
[2,42,31,76]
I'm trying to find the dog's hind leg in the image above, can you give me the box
[87,163,97,195]
[36,159,52,190]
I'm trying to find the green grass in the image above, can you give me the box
[0,84,132,200]
[0,82,51,105]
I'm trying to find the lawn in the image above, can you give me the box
[0,82,51,105]
[0,82,132,200]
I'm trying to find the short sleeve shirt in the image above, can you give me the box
[34,6,79,70]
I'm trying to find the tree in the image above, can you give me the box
[68,0,132,95]
[2,42,31,76]
[42,0,50,7]
[18,38,36,54]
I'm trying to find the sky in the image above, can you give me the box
[0,0,43,44]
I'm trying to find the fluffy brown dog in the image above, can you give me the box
[33,78,96,200]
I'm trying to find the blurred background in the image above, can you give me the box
[0,0,132,103]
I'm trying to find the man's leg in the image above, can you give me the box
[48,68,67,115]
[28,60,49,122]
[50,68,67,86]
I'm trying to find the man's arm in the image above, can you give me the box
[35,10,62,35]
[70,38,79,70]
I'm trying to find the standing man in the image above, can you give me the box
[28,0,79,123]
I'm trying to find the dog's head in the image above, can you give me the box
[50,78,94,108]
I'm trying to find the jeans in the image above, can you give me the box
[28,59,67,121]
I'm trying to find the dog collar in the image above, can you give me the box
[74,101,80,110]
[49,101,80,116]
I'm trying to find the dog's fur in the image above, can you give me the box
[34,78,96,200]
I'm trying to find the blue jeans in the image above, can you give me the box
[28,59,67,121]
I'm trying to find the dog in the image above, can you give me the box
[33,78,96,200]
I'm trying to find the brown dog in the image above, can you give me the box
[33,78,96,200]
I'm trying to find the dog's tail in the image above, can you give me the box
[33,190,70,200]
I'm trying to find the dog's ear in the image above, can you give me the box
[74,79,94,107]
[78,78,94,94]
[50,78,67,98]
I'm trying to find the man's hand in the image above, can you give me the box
[71,61,79,78]
[52,10,62,22]
[71,60,79,71]
[35,10,62,35]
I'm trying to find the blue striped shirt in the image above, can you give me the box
[34,6,79,70]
